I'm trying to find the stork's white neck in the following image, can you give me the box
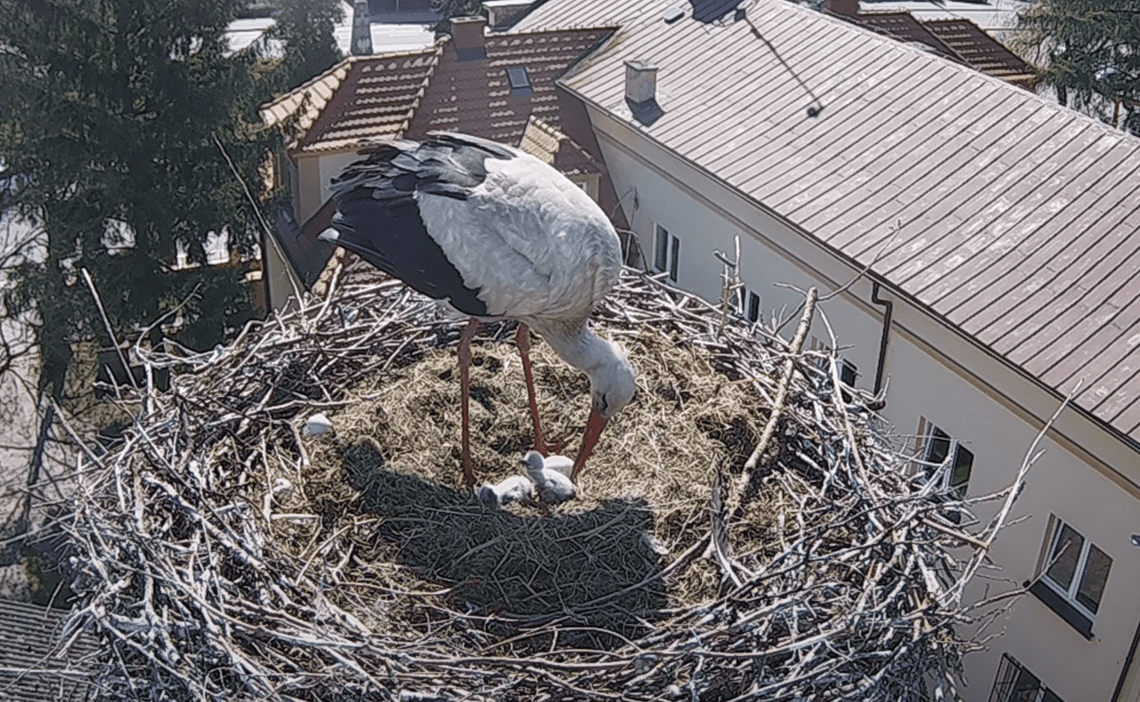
[529,317,615,378]
[528,316,635,421]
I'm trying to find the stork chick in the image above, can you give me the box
[521,450,577,506]
[477,475,535,509]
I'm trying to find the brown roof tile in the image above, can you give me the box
[519,115,602,175]
[520,0,1140,444]
[923,18,1037,88]
[263,28,614,155]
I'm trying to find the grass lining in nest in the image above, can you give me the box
[59,268,1039,702]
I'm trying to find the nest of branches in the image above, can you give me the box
[58,266,1023,701]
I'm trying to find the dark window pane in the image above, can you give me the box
[988,654,1019,702]
[506,66,530,89]
[840,360,857,386]
[1042,689,1065,702]
[654,227,668,271]
[747,291,760,322]
[1046,524,1084,593]
[925,427,951,466]
[950,444,973,494]
[1076,544,1111,613]
[1009,665,1042,702]
[669,236,680,282]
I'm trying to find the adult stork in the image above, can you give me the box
[319,132,636,488]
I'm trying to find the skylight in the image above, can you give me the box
[506,66,531,94]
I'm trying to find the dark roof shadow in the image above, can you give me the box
[689,0,746,24]
[627,98,665,126]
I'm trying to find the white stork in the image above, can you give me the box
[319,132,636,488]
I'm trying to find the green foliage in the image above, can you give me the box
[266,0,345,94]
[0,0,272,406]
[1015,0,1140,125]
[430,0,484,35]
[0,0,343,414]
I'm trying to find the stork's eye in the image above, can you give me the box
[598,394,610,416]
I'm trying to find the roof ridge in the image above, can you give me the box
[523,115,602,170]
[397,43,446,138]
[493,25,619,37]
[261,55,363,114]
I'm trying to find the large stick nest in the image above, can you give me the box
[60,267,1012,701]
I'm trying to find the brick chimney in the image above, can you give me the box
[350,0,372,55]
[823,0,859,17]
[625,60,658,105]
[451,16,487,61]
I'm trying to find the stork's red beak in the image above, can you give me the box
[571,408,608,481]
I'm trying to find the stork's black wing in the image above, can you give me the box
[319,134,517,316]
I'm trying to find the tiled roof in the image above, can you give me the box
[261,28,613,154]
[922,18,1036,87]
[851,12,1034,88]
[518,115,602,176]
[262,48,442,153]
[0,599,97,702]
[523,0,1140,444]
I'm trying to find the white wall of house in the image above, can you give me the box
[587,103,1140,702]
[317,150,367,212]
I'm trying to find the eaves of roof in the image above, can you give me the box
[0,599,96,702]
[541,0,1140,446]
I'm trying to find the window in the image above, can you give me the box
[653,224,680,283]
[746,291,760,323]
[506,66,531,94]
[989,654,1065,702]
[839,359,857,387]
[1029,518,1111,637]
[919,421,973,500]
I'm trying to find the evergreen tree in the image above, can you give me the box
[430,0,483,35]
[1016,0,1140,128]
[267,0,345,93]
[0,0,277,491]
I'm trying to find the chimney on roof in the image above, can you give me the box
[350,0,372,55]
[823,0,859,17]
[625,60,658,105]
[451,16,487,61]
[483,0,537,30]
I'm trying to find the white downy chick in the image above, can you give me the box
[521,450,577,506]
[302,413,333,437]
[541,454,573,478]
[477,475,535,509]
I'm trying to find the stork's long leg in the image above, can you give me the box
[458,318,480,488]
[514,323,547,455]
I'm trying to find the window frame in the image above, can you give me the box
[506,66,532,94]
[988,653,1065,702]
[839,359,857,387]
[920,422,973,500]
[652,224,680,283]
[1039,519,1111,624]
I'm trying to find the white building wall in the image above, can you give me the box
[591,107,1140,702]
[318,151,367,211]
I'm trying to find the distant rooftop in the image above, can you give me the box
[515,0,1140,446]
[261,25,613,153]
[0,599,96,702]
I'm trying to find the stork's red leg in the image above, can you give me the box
[514,323,547,454]
[458,318,480,488]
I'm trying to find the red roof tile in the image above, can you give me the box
[262,28,613,154]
